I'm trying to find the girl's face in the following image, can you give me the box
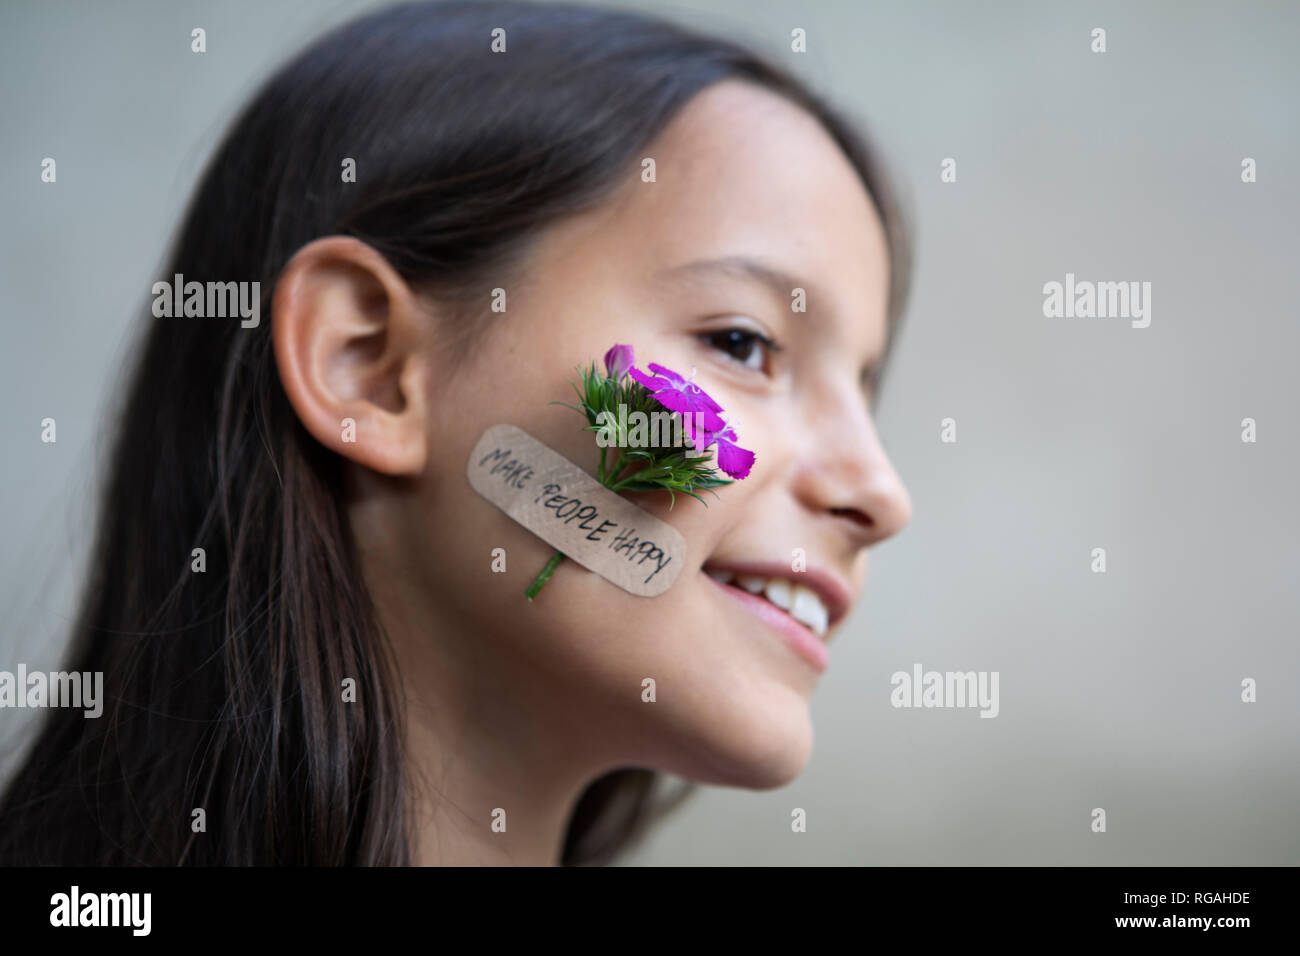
[407,80,911,788]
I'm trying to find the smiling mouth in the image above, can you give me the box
[700,566,836,674]
[703,569,829,636]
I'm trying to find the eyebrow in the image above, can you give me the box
[656,254,887,394]
[655,255,806,311]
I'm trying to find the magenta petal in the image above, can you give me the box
[645,362,686,386]
[655,392,726,430]
[655,361,728,411]
[681,413,716,451]
[631,365,726,431]
[645,363,724,413]
[715,437,755,480]
[685,385,724,414]
[628,365,669,391]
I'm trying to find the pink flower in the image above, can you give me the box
[683,417,755,481]
[603,344,634,381]
[628,362,726,433]
[625,357,754,480]
[711,425,755,480]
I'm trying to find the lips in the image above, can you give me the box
[704,569,829,636]
[700,560,851,635]
[700,559,852,673]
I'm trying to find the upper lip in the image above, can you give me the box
[699,558,853,632]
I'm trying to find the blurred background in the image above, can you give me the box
[1,0,1296,864]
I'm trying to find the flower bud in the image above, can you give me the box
[603,343,634,381]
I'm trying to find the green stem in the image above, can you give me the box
[526,443,626,601]
[607,450,626,486]
[525,549,567,601]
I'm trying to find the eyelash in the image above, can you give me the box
[699,327,781,373]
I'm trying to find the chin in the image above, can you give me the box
[659,686,816,790]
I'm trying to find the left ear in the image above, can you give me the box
[271,236,430,476]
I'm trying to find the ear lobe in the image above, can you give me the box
[271,236,430,476]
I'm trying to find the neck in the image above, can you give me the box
[395,623,595,866]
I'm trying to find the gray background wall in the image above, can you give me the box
[1,0,1296,864]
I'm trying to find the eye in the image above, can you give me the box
[699,327,779,373]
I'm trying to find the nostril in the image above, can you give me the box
[830,506,872,529]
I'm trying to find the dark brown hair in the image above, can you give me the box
[0,0,909,866]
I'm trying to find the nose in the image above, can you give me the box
[792,399,912,550]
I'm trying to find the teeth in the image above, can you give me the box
[764,578,793,610]
[706,568,831,638]
[790,584,829,637]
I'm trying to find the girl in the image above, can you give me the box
[0,0,912,866]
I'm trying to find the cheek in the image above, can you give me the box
[423,324,813,783]
[431,486,811,780]
[424,473,815,784]
[462,558,816,786]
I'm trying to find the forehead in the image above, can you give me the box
[593,79,891,346]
